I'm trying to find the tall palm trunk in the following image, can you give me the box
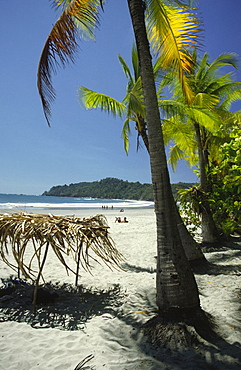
[139,118,204,262]
[194,122,219,244]
[127,0,200,313]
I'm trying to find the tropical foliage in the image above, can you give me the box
[207,127,241,235]
[79,44,148,153]
[38,0,103,126]
[178,125,241,237]
[43,177,195,201]
[177,185,203,237]
[144,0,200,104]
[79,11,201,153]
[37,0,201,126]
[163,51,241,171]
[162,51,241,241]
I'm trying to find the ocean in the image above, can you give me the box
[0,193,154,212]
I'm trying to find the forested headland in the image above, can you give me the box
[42,177,196,201]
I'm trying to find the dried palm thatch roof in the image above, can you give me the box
[0,212,124,311]
[0,212,124,278]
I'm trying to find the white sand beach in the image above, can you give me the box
[1,208,241,369]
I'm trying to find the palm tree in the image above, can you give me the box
[38,0,204,345]
[79,43,148,154]
[163,51,241,243]
[79,45,204,262]
[128,0,201,320]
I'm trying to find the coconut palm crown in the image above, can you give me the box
[162,51,241,243]
[163,51,241,170]
[37,0,201,126]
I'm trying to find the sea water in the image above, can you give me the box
[0,193,153,212]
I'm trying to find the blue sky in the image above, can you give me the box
[1,0,241,195]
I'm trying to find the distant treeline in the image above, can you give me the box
[42,178,196,201]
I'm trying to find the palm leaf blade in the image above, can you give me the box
[38,0,101,125]
[146,0,201,103]
[79,87,126,117]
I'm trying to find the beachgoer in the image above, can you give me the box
[115,217,128,223]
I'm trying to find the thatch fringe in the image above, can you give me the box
[0,212,124,312]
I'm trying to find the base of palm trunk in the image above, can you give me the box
[142,307,216,351]
[201,232,240,251]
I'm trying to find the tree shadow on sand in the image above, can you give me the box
[192,241,241,276]
[108,294,241,369]
[101,242,241,369]
[0,280,125,330]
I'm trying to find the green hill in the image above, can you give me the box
[42,178,196,201]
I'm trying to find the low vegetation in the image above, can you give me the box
[42,177,196,201]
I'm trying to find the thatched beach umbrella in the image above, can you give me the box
[0,212,124,312]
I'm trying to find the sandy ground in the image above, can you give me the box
[0,208,241,369]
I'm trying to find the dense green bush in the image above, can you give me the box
[178,131,241,237]
[207,135,241,235]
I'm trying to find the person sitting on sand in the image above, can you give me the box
[115,217,128,223]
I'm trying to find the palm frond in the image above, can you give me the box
[79,48,145,153]
[168,144,185,171]
[146,0,201,103]
[121,118,131,154]
[192,92,219,108]
[163,117,195,147]
[118,44,141,91]
[195,52,209,81]
[131,43,140,82]
[206,53,239,75]
[123,77,145,119]
[188,106,220,132]
[211,81,241,103]
[160,99,189,119]
[79,87,126,117]
[168,144,198,171]
[118,54,134,85]
[169,142,198,170]
[52,0,72,10]
[38,0,102,125]
[220,89,241,110]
